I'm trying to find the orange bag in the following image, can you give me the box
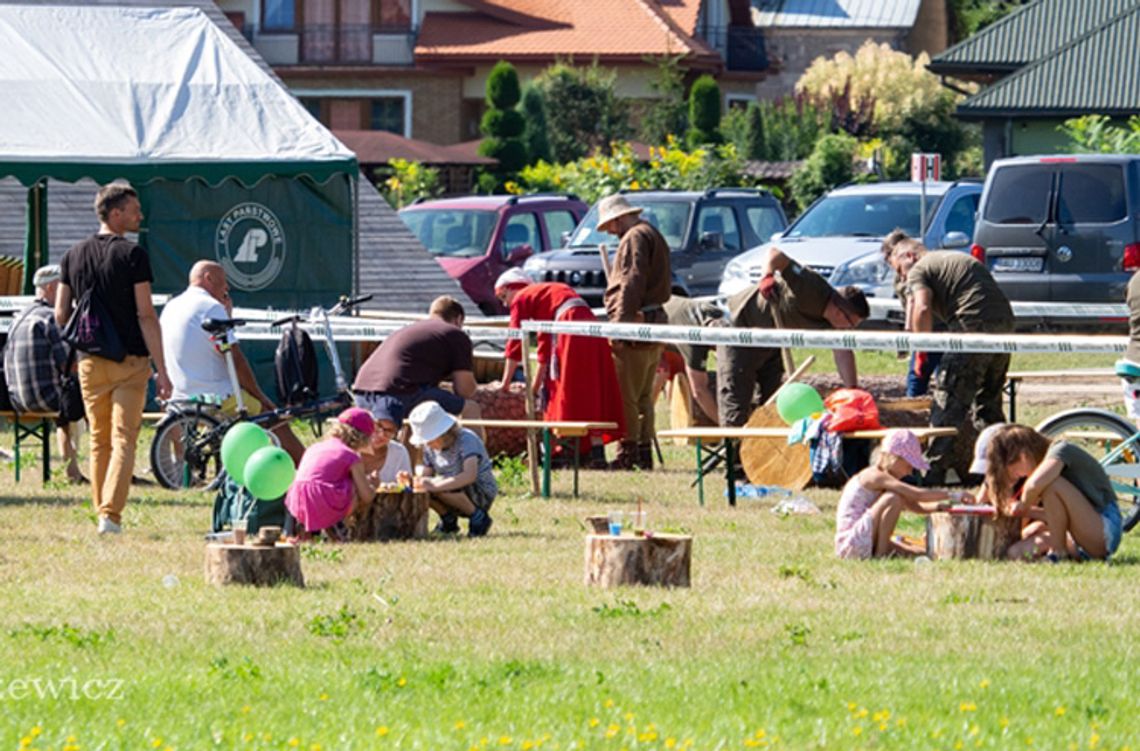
[824,388,881,432]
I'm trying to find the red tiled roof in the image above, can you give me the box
[416,0,718,64]
[334,130,497,166]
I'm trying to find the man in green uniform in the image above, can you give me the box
[887,238,1014,483]
[717,248,868,427]
[662,295,724,423]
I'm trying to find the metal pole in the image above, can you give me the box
[521,334,540,495]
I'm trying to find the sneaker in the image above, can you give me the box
[468,508,493,538]
[433,512,460,535]
[97,517,122,535]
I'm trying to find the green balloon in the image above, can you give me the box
[221,423,271,485]
[244,446,296,501]
[775,383,824,426]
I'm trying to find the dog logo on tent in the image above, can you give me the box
[216,202,286,291]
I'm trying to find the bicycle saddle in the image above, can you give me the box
[201,317,246,334]
[1116,359,1140,379]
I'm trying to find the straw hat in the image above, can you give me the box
[407,400,457,446]
[595,195,642,232]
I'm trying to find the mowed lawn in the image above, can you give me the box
[2,354,1137,750]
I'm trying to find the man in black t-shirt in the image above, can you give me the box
[55,182,171,535]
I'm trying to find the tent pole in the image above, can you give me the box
[352,172,360,299]
[22,180,48,294]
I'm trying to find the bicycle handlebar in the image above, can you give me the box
[269,294,373,327]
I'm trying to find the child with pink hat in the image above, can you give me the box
[835,428,965,559]
[285,407,378,541]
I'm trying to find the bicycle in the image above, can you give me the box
[148,294,372,489]
[1035,360,1140,533]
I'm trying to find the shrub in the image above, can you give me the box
[1059,114,1140,154]
[789,132,858,211]
[721,102,767,160]
[480,109,525,139]
[686,74,722,148]
[535,61,631,162]
[485,60,521,110]
[520,84,552,164]
[639,53,688,144]
[379,158,441,209]
[480,60,528,175]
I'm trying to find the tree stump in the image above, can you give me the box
[926,512,1022,560]
[584,534,692,588]
[204,543,304,587]
[345,491,429,541]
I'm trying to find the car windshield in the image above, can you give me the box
[568,199,692,250]
[787,194,938,239]
[399,209,497,258]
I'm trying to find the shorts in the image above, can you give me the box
[1121,378,1140,420]
[1077,501,1123,560]
[464,482,496,511]
[358,386,465,417]
[220,389,264,418]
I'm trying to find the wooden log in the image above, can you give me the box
[926,512,1022,560]
[584,533,692,588]
[204,543,304,587]
[345,491,429,541]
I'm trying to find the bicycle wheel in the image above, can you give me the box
[150,411,223,490]
[1036,408,1140,532]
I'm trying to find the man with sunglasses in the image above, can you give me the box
[717,247,868,428]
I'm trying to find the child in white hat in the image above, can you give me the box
[835,429,963,558]
[407,401,497,536]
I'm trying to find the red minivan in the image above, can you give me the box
[399,194,588,314]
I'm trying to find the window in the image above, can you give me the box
[370,97,406,135]
[726,94,756,111]
[1058,164,1127,224]
[399,210,497,258]
[695,205,741,250]
[542,211,578,249]
[373,0,412,29]
[943,194,980,238]
[263,0,297,31]
[983,165,1052,224]
[503,214,539,257]
[746,205,783,243]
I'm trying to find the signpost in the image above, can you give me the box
[911,153,941,237]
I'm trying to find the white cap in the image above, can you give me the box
[969,423,1006,475]
[33,264,61,287]
[494,267,531,292]
[407,400,457,446]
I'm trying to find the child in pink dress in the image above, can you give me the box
[835,429,960,559]
[285,407,377,540]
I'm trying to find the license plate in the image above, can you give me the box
[991,257,1043,272]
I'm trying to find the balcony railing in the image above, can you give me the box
[251,23,414,65]
[701,25,768,72]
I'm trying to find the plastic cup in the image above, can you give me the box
[233,519,247,545]
[630,510,647,532]
[607,510,623,536]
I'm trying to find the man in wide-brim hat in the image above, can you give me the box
[597,193,672,470]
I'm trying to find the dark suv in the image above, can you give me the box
[523,188,787,304]
[399,194,588,314]
[973,154,1140,304]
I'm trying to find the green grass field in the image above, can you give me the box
[1,357,1136,750]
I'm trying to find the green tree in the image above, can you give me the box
[949,0,1032,42]
[1059,114,1140,154]
[535,61,631,163]
[639,53,688,144]
[478,61,528,175]
[721,102,767,160]
[379,158,441,209]
[789,132,857,211]
[686,74,722,148]
[520,84,551,164]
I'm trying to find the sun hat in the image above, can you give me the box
[33,264,61,287]
[407,400,457,446]
[595,195,643,231]
[969,423,1006,475]
[365,394,405,429]
[881,428,930,472]
[494,267,532,293]
[337,407,375,437]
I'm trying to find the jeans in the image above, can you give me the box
[906,351,943,397]
[79,355,150,524]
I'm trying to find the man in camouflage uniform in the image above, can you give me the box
[887,236,1014,484]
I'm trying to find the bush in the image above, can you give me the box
[1059,114,1140,154]
[480,109,525,140]
[639,54,688,144]
[721,102,767,160]
[789,132,857,211]
[686,74,722,148]
[379,158,441,209]
[521,84,552,164]
[477,137,529,174]
[535,61,631,163]
[486,60,521,109]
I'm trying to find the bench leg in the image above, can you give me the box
[541,428,552,499]
[1005,379,1018,423]
[725,438,737,507]
[695,438,704,507]
[12,420,19,484]
[41,419,50,484]
[572,439,580,498]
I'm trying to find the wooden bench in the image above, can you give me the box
[1004,369,1114,422]
[0,410,56,483]
[657,426,957,506]
[459,418,619,498]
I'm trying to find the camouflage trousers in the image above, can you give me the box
[927,351,1010,478]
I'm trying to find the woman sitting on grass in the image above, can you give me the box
[407,400,496,537]
[285,407,377,542]
[835,429,957,559]
[982,424,1122,561]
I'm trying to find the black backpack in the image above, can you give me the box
[0,333,13,412]
[274,321,319,406]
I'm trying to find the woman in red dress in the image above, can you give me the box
[495,269,626,467]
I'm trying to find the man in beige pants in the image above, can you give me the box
[597,195,672,470]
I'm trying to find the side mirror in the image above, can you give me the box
[699,231,724,250]
[559,231,571,247]
[942,231,970,249]
[506,244,533,263]
[769,231,784,242]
